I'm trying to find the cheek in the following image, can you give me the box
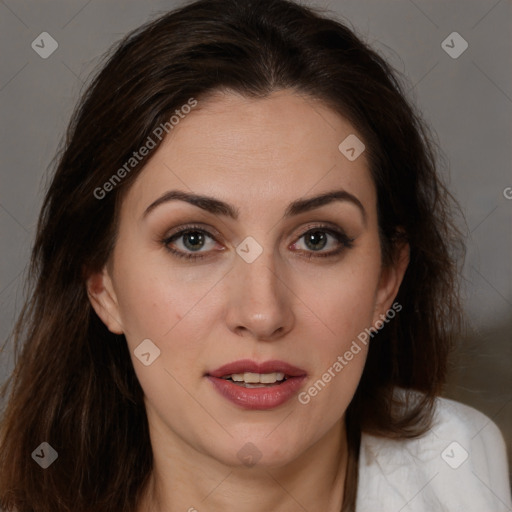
[295,253,381,345]
[291,252,379,412]
[114,268,217,409]
[113,249,221,345]
[296,272,375,383]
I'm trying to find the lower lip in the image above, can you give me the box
[207,376,306,410]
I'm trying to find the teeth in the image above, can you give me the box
[260,372,284,383]
[226,372,285,384]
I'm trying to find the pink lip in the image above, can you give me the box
[206,359,307,410]
[208,359,307,378]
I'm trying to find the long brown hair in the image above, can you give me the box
[0,1,463,510]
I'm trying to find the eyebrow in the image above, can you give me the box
[143,188,366,224]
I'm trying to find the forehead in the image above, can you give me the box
[123,90,376,221]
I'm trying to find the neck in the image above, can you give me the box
[138,419,349,512]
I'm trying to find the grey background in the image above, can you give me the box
[1,0,511,485]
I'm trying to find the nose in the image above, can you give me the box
[224,247,295,342]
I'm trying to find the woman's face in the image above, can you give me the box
[88,90,407,468]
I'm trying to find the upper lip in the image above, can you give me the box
[207,359,307,378]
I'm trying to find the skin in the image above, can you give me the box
[87,89,409,512]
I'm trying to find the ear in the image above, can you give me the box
[86,266,124,334]
[372,241,409,322]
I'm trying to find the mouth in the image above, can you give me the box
[206,359,307,410]
[219,371,289,388]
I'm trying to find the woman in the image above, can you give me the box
[0,0,510,510]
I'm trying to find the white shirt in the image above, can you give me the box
[356,396,512,511]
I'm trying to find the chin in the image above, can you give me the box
[205,431,308,469]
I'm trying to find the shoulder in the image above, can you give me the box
[355,393,512,512]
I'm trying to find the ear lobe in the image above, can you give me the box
[86,267,124,334]
[373,241,410,322]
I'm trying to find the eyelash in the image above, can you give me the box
[161,223,355,261]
